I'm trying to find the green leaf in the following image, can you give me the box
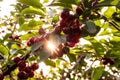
[44,59,56,67]
[89,38,105,57]
[18,16,25,26]
[21,7,45,16]
[83,20,100,36]
[92,66,104,80]
[19,23,39,31]
[67,53,76,62]
[0,44,9,56]
[104,7,116,18]
[20,32,37,40]
[58,0,77,5]
[86,20,97,34]
[18,0,42,8]
[3,33,11,41]
[96,0,119,7]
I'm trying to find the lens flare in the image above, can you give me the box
[47,41,56,52]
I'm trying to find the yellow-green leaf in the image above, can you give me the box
[18,0,42,8]
[21,7,45,16]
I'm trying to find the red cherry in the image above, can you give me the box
[30,63,39,71]
[24,66,31,73]
[61,9,70,19]
[26,41,31,46]
[13,56,21,63]
[29,37,35,43]
[38,28,45,35]
[33,38,40,43]
[53,25,62,34]
[28,70,34,78]
[17,60,26,68]
[65,42,76,47]
[0,73,4,80]
[17,71,28,79]
[60,19,68,27]
[14,35,19,39]
[63,27,71,34]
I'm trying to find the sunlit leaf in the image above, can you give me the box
[104,7,116,18]
[44,59,56,67]
[92,66,103,80]
[21,7,45,16]
[18,0,42,8]
[0,44,9,56]
[89,38,105,57]
[18,16,25,26]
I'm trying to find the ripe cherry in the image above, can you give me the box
[28,70,34,78]
[17,60,26,68]
[24,66,32,73]
[61,9,70,19]
[63,27,71,34]
[53,25,62,34]
[30,63,39,71]
[38,28,45,35]
[0,73,4,80]
[17,71,28,79]
[13,56,21,63]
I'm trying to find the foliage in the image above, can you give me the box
[0,0,120,80]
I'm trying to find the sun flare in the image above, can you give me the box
[47,41,56,52]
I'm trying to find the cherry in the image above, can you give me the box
[27,41,31,46]
[66,34,80,43]
[65,42,76,47]
[24,66,32,73]
[0,73,4,80]
[13,56,21,63]
[17,71,28,79]
[61,9,70,19]
[60,19,68,27]
[38,28,45,35]
[76,7,83,16]
[14,35,19,39]
[17,60,26,68]
[30,63,39,71]
[102,57,114,65]
[33,38,40,43]
[53,25,62,34]
[28,70,34,78]
[62,27,71,34]
[29,37,35,43]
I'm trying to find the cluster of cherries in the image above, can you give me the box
[53,7,84,47]
[13,56,39,79]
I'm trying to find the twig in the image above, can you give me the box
[95,11,120,32]
[61,53,86,79]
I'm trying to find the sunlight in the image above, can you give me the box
[46,41,56,52]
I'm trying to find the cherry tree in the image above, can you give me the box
[0,0,120,80]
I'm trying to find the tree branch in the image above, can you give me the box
[61,53,86,79]
[3,51,31,76]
